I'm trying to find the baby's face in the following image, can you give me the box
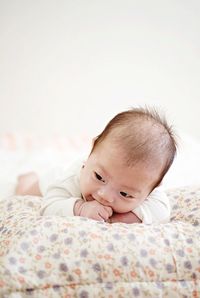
[80,139,162,213]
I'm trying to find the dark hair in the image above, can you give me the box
[91,106,177,187]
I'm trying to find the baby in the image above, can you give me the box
[16,107,177,224]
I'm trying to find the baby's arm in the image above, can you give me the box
[39,172,113,221]
[40,177,83,217]
[133,186,171,224]
[108,211,142,223]
[41,195,113,221]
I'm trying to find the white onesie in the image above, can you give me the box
[39,157,171,224]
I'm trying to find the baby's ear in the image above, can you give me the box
[90,137,97,151]
[92,137,97,146]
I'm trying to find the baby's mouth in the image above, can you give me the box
[82,194,94,202]
[87,195,95,201]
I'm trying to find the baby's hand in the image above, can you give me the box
[108,211,142,224]
[74,200,113,221]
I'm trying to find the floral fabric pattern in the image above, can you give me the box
[0,186,200,297]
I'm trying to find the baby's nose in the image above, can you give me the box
[97,188,114,203]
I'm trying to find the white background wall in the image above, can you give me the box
[1,0,200,140]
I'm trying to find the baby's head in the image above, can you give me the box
[80,107,177,213]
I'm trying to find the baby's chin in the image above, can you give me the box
[111,205,135,213]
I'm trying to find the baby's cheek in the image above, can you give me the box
[111,201,131,213]
[119,199,143,213]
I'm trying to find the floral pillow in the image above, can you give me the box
[0,185,200,297]
[167,185,200,225]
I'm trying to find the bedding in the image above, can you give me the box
[0,186,200,297]
[0,133,200,297]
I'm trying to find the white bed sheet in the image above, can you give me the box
[0,132,199,199]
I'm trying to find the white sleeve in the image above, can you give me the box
[40,196,79,217]
[39,161,83,217]
[133,186,171,224]
[40,178,82,216]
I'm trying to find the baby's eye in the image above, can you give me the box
[120,191,133,198]
[94,172,105,183]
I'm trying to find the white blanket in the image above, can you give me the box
[0,132,199,199]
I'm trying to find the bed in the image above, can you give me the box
[0,133,200,297]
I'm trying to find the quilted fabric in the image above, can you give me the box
[0,186,200,297]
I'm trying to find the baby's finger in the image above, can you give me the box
[104,206,113,217]
[95,214,105,221]
[98,209,110,221]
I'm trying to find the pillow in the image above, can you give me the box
[167,185,200,225]
[0,185,200,297]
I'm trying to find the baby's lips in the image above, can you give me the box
[84,195,94,201]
